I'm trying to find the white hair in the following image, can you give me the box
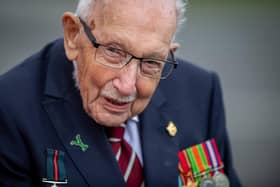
[75,0,187,36]
[175,0,187,35]
[75,0,95,21]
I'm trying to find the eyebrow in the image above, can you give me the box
[98,31,169,59]
[142,48,168,59]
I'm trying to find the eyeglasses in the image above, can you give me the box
[79,17,178,79]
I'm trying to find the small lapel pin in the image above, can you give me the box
[70,134,88,152]
[166,121,177,137]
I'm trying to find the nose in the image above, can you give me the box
[112,59,138,96]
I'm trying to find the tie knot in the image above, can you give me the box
[107,125,125,142]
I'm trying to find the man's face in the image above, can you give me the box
[65,0,176,126]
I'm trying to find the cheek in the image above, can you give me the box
[132,78,159,114]
[88,65,105,88]
[86,63,114,100]
[76,52,106,105]
[76,50,94,88]
[138,78,158,97]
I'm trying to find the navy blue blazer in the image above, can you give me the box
[0,39,241,187]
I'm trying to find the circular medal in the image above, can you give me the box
[186,180,199,187]
[213,172,229,187]
[199,177,216,187]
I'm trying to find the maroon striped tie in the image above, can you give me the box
[107,124,143,187]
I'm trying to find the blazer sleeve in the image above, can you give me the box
[0,93,32,186]
[208,72,242,187]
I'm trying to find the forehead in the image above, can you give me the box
[91,0,177,50]
[100,0,176,25]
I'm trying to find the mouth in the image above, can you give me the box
[103,97,131,112]
[106,97,129,106]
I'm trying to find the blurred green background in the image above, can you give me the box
[1,0,280,186]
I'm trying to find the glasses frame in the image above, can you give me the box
[78,17,178,79]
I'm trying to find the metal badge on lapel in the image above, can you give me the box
[42,149,68,187]
[166,121,177,136]
[70,134,88,152]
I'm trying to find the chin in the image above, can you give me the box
[90,112,130,127]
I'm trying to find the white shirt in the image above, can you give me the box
[124,116,143,165]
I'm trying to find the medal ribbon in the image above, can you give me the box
[205,139,224,173]
[184,149,196,183]
[186,143,212,182]
[178,150,190,175]
[197,144,211,177]
[202,142,214,177]
[186,148,199,175]
[178,150,194,185]
[46,149,66,181]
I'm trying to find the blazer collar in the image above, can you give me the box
[43,39,75,98]
[140,87,180,187]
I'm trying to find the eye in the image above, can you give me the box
[103,46,126,58]
[141,60,163,75]
[142,60,163,69]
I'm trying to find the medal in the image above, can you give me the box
[178,163,188,185]
[42,179,68,187]
[199,176,216,187]
[186,179,198,187]
[180,139,229,187]
[204,139,230,187]
[205,139,224,174]
[213,172,229,187]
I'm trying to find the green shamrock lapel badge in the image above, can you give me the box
[70,134,89,152]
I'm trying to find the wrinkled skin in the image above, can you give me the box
[62,0,177,126]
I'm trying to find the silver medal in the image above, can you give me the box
[42,178,68,187]
[213,172,230,187]
[199,177,216,187]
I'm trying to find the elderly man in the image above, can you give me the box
[0,0,241,186]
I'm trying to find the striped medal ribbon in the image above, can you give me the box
[178,149,196,186]
[205,139,229,187]
[186,141,217,187]
[186,143,212,181]
[42,149,67,186]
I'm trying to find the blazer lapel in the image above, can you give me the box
[42,40,125,187]
[140,88,181,187]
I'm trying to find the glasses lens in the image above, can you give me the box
[160,62,174,79]
[94,46,128,68]
[140,59,174,79]
[94,44,175,79]
[140,59,163,78]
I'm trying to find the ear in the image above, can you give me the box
[62,12,80,61]
[170,42,180,52]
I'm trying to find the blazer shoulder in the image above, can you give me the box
[176,58,217,82]
[0,39,62,108]
[160,58,220,94]
[155,57,223,113]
